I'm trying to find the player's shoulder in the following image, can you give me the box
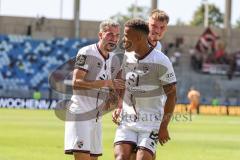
[76,43,96,56]
[152,48,168,60]
[155,41,162,51]
[152,49,171,65]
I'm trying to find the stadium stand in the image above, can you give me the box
[175,51,240,106]
[0,34,97,98]
[0,33,239,106]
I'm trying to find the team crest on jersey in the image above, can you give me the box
[77,140,84,148]
[97,62,101,68]
[76,55,86,66]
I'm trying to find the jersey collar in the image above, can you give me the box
[147,39,157,48]
[134,47,154,60]
[96,43,109,60]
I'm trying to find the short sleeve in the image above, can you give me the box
[74,49,89,72]
[159,57,177,85]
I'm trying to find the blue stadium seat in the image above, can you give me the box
[0,34,97,91]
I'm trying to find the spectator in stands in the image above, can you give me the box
[190,49,203,71]
[170,55,177,65]
[187,87,200,114]
[214,41,225,64]
[201,97,208,105]
[175,37,184,48]
[211,97,220,106]
[224,98,230,115]
[227,54,237,80]
[17,61,24,70]
[173,50,182,66]
[33,89,42,100]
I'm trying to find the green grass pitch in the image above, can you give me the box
[0,108,240,160]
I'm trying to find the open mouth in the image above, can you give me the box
[104,42,117,51]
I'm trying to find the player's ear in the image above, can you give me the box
[98,32,102,40]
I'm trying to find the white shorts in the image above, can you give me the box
[64,119,102,156]
[114,125,158,155]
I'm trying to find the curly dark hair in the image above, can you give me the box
[124,18,149,35]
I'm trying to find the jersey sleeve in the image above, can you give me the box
[158,56,177,85]
[74,48,89,72]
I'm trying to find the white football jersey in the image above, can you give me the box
[148,41,162,51]
[155,41,162,51]
[70,44,121,114]
[148,40,167,111]
[154,41,168,107]
[120,48,176,131]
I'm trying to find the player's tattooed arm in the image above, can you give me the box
[73,69,108,89]
[73,69,125,90]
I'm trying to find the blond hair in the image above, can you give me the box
[149,9,169,24]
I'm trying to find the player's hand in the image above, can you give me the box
[112,108,121,125]
[110,79,125,90]
[158,125,170,146]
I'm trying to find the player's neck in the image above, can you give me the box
[148,38,157,47]
[135,41,151,59]
[97,42,109,59]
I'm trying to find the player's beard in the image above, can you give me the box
[103,40,117,52]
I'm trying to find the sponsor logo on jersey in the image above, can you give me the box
[166,72,175,81]
[76,55,87,66]
[166,72,174,78]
